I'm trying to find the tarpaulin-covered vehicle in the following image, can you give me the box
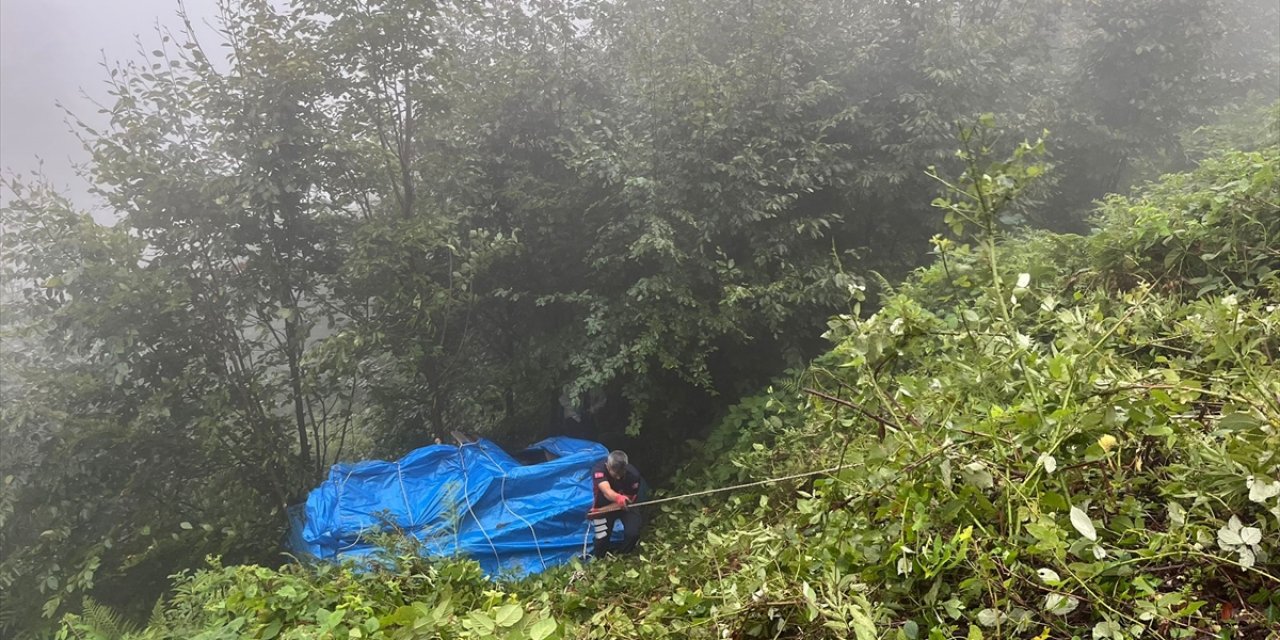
[288,437,608,577]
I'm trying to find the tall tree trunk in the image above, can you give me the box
[285,315,312,480]
[400,74,416,219]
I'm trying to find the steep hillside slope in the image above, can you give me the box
[62,146,1279,639]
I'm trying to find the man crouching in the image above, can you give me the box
[589,450,644,558]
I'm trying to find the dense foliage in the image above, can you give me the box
[2,0,1278,635]
[57,132,1280,639]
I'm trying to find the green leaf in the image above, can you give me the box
[849,601,877,640]
[465,610,495,635]
[528,617,557,640]
[1217,412,1259,431]
[260,619,283,639]
[493,603,522,628]
[901,620,919,639]
[326,609,346,630]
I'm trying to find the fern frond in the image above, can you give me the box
[146,597,167,631]
[81,596,140,639]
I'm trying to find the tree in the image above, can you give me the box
[2,1,347,629]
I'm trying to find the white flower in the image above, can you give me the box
[977,608,1002,627]
[1247,476,1280,503]
[1217,514,1263,569]
[1043,593,1079,616]
[1036,568,1062,585]
[1070,506,1098,541]
[896,555,912,576]
[1093,620,1123,640]
[1038,453,1057,475]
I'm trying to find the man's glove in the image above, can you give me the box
[614,494,631,508]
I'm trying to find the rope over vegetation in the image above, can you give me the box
[1,0,1277,638]
[53,122,1280,640]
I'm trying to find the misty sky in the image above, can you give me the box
[1,0,219,218]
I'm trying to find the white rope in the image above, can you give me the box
[580,520,593,559]
[589,463,860,514]
[395,461,417,528]
[469,441,549,571]
[457,445,503,572]
[335,467,367,552]
[337,533,365,552]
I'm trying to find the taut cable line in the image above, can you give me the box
[586,463,858,518]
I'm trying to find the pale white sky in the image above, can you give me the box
[1,0,220,217]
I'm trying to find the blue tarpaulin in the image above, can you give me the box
[288,437,609,577]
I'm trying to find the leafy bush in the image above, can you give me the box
[1088,148,1280,299]
[63,143,1279,639]
[59,554,564,640]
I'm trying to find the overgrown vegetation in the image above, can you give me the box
[3,0,1278,636]
[55,131,1280,639]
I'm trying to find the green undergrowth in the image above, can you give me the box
[61,145,1279,639]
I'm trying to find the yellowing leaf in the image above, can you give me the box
[1097,434,1118,452]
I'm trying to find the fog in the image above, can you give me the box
[1,0,218,219]
[1,0,1277,635]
